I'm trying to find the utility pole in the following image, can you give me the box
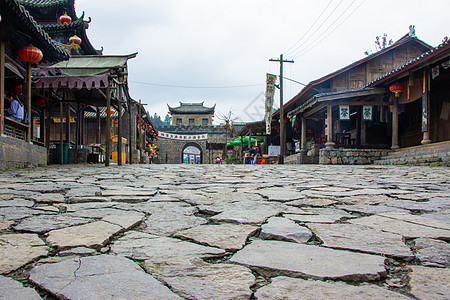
[269,54,294,164]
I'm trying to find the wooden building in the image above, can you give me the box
[168,102,215,126]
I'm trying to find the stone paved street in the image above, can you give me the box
[0,164,449,299]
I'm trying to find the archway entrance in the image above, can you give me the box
[182,144,202,164]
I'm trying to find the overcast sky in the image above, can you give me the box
[76,0,449,124]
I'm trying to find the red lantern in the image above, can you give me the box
[389,83,405,97]
[69,35,82,48]
[13,85,22,94]
[34,98,46,107]
[109,108,115,115]
[35,120,41,125]
[18,45,43,63]
[136,114,140,118]
[113,119,119,125]
[59,14,72,24]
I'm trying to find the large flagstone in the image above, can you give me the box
[229,240,386,281]
[255,276,409,299]
[0,233,50,274]
[29,255,180,299]
[0,275,41,300]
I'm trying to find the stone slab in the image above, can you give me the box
[409,266,450,300]
[0,233,49,274]
[308,223,413,259]
[46,221,122,250]
[255,276,409,299]
[260,217,312,243]
[230,240,386,281]
[350,213,450,239]
[0,275,41,300]
[173,223,258,250]
[414,238,450,267]
[29,255,180,299]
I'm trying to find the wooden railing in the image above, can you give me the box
[3,117,29,141]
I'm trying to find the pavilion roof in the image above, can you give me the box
[1,0,70,63]
[168,102,216,115]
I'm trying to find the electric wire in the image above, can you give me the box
[284,0,333,56]
[285,0,344,57]
[290,0,358,59]
[293,0,366,59]
[130,81,263,89]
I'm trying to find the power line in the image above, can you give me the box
[285,0,344,57]
[291,0,358,59]
[130,81,263,89]
[293,0,366,59]
[284,0,333,55]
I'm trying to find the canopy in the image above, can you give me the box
[33,54,137,90]
[227,136,264,147]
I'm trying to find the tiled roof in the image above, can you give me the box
[1,0,70,62]
[17,0,73,9]
[366,37,450,87]
[42,16,89,33]
[168,102,216,114]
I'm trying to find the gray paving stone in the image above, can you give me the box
[174,223,258,250]
[409,266,450,300]
[230,240,386,281]
[13,215,91,233]
[46,221,123,250]
[0,233,50,274]
[350,212,450,239]
[307,223,413,259]
[260,216,312,243]
[255,276,409,299]
[0,275,41,300]
[210,202,282,225]
[29,255,180,299]
[414,238,450,267]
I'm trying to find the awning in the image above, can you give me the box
[33,54,137,90]
[227,136,264,147]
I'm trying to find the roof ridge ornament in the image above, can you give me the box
[409,25,416,38]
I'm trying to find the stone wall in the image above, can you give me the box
[320,148,391,165]
[0,136,47,170]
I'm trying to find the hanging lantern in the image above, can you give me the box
[35,120,41,125]
[389,83,405,97]
[69,35,82,48]
[17,45,43,63]
[113,119,119,125]
[13,85,22,94]
[109,108,115,115]
[34,98,46,107]
[59,14,72,24]
[136,114,140,118]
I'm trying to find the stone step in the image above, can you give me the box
[374,141,450,165]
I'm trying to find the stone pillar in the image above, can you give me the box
[325,105,335,149]
[391,97,399,150]
[300,116,307,154]
[0,31,4,136]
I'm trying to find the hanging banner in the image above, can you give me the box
[363,106,373,121]
[265,73,277,134]
[339,105,350,120]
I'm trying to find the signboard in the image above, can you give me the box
[363,106,372,121]
[339,105,350,120]
[159,131,207,141]
[265,74,277,134]
[268,145,280,157]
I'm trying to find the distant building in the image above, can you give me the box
[155,102,232,164]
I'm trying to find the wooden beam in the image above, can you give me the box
[105,85,111,167]
[0,30,5,135]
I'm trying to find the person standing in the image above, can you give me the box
[6,92,24,122]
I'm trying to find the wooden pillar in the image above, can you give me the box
[138,101,143,164]
[391,97,400,150]
[0,31,5,136]
[128,105,133,164]
[59,101,64,164]
[117,84,123,166]
[325,105,335,149]
[24,63,32,142]
[96,106,101,144]
[105,85,111,166]
[421,69,432,145]
[65,102,70,143]
[301,116,307,154]
[40,108,46,145]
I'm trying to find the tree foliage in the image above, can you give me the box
[150,113,172,128]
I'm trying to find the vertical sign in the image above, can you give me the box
[422,70,428,132]
[265,74,277,134]
[363,106,372,121]
[339,105,350,120]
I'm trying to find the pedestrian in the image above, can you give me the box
[5,92,24,122]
